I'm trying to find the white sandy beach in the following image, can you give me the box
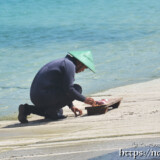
[0,78,160,159]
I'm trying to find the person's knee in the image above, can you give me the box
[73,84,82,94]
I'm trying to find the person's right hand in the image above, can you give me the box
[84,97,95,105]
[70,106,83,117]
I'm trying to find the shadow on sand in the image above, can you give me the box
[3,118,66,128]
[3,107,117,128]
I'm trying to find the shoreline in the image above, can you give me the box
[89,77,159,96]
[0,78,160,159]
[0,77,159,121]
[1,77,160,122]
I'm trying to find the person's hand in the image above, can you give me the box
[70,106,83,117]
[84,97,96,105]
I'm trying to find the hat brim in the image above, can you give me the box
[68,51,96,73]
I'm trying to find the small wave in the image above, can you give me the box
[0,86,28,90]
[0,106,9,110]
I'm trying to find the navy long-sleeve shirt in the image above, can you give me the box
[30,55,86,107]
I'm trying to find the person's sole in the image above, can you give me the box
[18,105,28,123]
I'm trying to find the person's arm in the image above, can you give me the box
[62,60,86,102]
[62,60,96,117]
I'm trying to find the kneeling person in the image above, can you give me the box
[18,51,96,123]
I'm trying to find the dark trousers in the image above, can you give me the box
[27,84,82,119]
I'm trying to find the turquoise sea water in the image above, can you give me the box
[0,0,160,118]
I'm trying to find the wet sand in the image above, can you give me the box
[0,78,160,159]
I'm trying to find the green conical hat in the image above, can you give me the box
[68,50,96,73]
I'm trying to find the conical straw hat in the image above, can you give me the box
[68,50,96,73]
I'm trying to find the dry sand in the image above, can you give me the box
[0,78,160,159]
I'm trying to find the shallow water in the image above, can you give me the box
[0,0,160,118]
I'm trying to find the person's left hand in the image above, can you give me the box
[70,106,83,117]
